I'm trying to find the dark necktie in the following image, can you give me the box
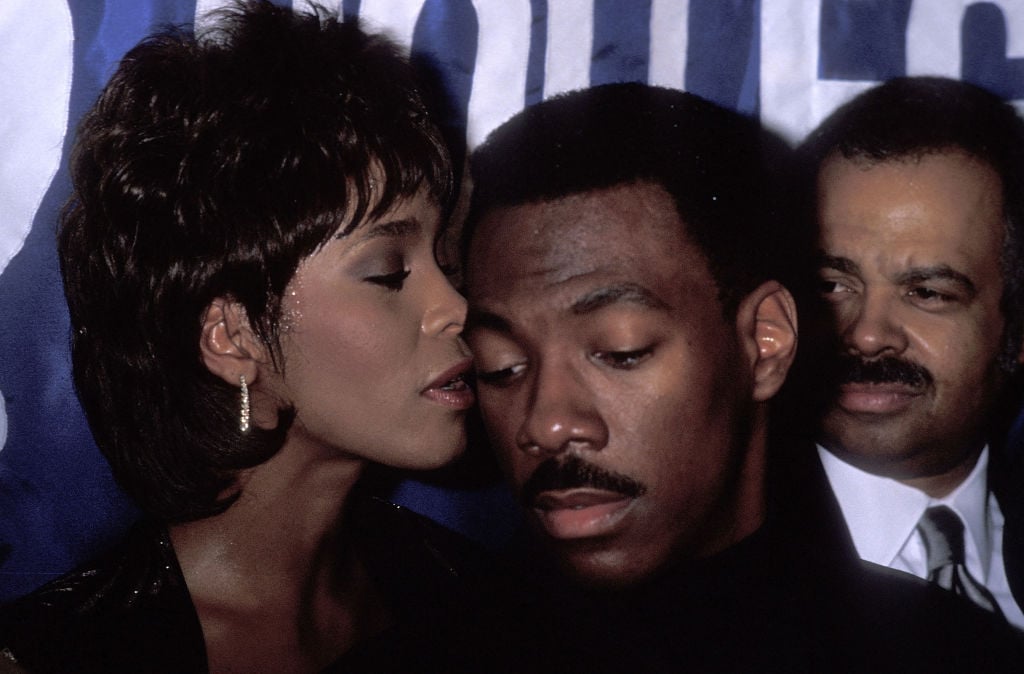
[916,505,1005,618]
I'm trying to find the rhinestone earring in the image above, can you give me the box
[239,375,251,433]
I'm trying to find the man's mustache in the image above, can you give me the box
[521,454,647,506]
[835,354,933,388]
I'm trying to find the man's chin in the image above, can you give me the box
[822,405,920,450]
[549,540,662,590]
[819,419,935,476]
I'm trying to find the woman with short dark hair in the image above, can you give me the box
[0,2,484,671]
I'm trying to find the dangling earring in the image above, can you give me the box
[239,375,251,433]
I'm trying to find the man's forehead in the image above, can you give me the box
[469,183,688,265]
[816,151,1005,251]
[465,277,670,337]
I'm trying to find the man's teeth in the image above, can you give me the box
[439,374,465,390]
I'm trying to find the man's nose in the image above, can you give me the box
[841,289,908,358]
[515,359,608,457]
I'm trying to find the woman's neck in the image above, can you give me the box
[169,447,392,673]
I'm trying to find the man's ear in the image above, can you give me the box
[200,298,267,386]
[735,281,798,403]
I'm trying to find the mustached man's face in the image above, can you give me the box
[815,151,1019,491]
[464,182,770,587]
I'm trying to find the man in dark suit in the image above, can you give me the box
[789,76,1024,628]
[421,81,1024,671]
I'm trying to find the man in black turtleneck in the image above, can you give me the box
[444,82,1023,672]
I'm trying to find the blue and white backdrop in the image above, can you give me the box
[2,0,1024,601]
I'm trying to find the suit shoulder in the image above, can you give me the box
[849,561,1024,671]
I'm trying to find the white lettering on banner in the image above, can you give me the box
[0,0,72,278]
[907,0,1024,78]
[760,0,872,144]
[467,1,531,149]
[195,0,231,26]
[544,0,594,100]
[763,0,1024,144]
[292,0,342,13]
[357,0,424,53]
[649,0,689,90]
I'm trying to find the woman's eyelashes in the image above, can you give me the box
[365,268,411,291]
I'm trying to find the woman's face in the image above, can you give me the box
[268,190,474,468]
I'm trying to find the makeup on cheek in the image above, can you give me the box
[280,280,304,333]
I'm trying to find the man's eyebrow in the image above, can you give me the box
[465,283,666,333]
[337,217,420,240]
[897,265,978,296]
[570,282,667,315]
[818,254,859,275]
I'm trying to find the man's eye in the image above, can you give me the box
[818,279,852,295]
[593,348,652,369]
[366,269,410,291]
[907,286,953,303]
[476,363,526,386]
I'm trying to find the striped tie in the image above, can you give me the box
[916,505,1005,618]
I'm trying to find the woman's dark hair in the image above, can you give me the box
[58,0,454,522]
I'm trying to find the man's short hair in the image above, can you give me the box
[797,76,1024,370]
[464,82,794,318]
[58,0,453,522]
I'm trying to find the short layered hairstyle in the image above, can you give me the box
[59,0,453,521]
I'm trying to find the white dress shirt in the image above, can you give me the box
[818,445,1024,628]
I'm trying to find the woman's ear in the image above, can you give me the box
[199,298,267,386]
[735,280,798,403]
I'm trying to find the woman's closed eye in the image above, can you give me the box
[366,268,411,291]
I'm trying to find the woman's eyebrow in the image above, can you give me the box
[338,217,421,240]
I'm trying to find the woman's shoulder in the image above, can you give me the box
[0,519,207,673]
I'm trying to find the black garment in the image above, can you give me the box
[507,524,1024,673]
[343,513,1024,673]
[990,443,1024,609]
[0,496,496,673]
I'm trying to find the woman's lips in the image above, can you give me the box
[533,488,635,539]
[422,358,475,410]
[836,382,922,414]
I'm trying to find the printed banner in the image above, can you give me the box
[2,0,1023,601]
